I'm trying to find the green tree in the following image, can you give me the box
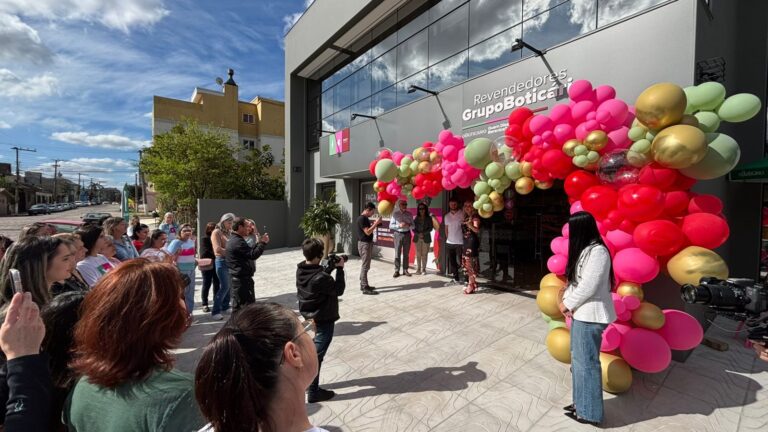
[229,145,286,201]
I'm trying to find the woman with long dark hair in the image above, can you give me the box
[210,213,235,320]
[412,203,439,275]
[75,224,115,287]
[461,201,481,294]
[140,230,173,263]
[50,234,89,297]
[199,222,219,313]
[558,211,616,426]
[195,302,324,432]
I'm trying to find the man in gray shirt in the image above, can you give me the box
[390,199,414,278]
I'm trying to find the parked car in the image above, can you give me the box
[28,204,51,216]
[81,212,112,224]
[42,219,84,234]
[74,201,83,207]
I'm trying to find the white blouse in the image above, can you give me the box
[562,244,617,324]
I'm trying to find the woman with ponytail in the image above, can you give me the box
[195,302,327,432]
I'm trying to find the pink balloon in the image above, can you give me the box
[566,315,573,329]
[441,177,454,190]
[596,221,608,235]
[621,295,641,311]
[613,298,627,315]
[598,99,629,128]
[550,104,573,125]
[386,183,401,196]
[586,111,597,121]
[570,201,584,215]
[607,127,631,151]
[529,115,553,134]
[620,328,672,373]
[613,322,634,334]
[613,248,660,283]
[606,230,634,251]
[583,119,600,133]
[443,145,458,161]
[553,123,575,144]
[438,129,452,143]
[617,310,632,321]
[550,236,569,256]
[572,101,596,122]
[568,80,594,102]
[562,224,570,238]
[457,149,469,168]
[547,254,567,275]
[656,310,704,350]
[601,324,622,352]
[595,85,617,103]
[392,152,405,165]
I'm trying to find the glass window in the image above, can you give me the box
[522,1,595,56]
[350,64,372,106]
[430,51,468,91]
[429,0,467,22]
[334,75,353,112]
[597,0,666,27]
[332,106,351,132]
[371,86,397,116]
[321,87,335,119]
[320,116,334,137]
[428,3,469,66]
[470,0,522,45]
[396,70,429,106]
[372,33,397,58]
[397,29,428,81]
[524,0,568,20]
[350,97,372,126]
[371,49,397,94]
[468,25,522,79]
[398,11,429,42]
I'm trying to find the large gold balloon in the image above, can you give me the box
[377,200,394,216]
[478,208,494,219]
[651,125,708,169]
[535,180,554,190]
[562,139,580,157]
[631,302,665,330]
[540,273,567,290]
[667,246,729,285]
[600,353,633,394]
[616,282,644,301]
[585,130,608,151]
[520,161,533,177]
[635,82,687,129]
[536,285,563,318]
[515,177,534,195]
[546,328,571,364]
[489,191,504,211]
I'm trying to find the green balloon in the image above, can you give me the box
[717,93,761,123]
[479,194,490,204]
[485,162,504,179]
[505,162,522,180]
[645,131,657,141]
[375,159,397,182]
[690,82,726,111]
[548,319,567,330]
[683,86,697,114]
[473,181,491,196]
[473,200,482,210]
[694,111,721,133]
[401,156,413,165]
[480,173,489,182]
[628,126,647,141]
[499,176,512,189]
[482,203,493,212]
[541,312,553,323]
[573,155,588,167]
[574,145,589,156]
[410,160,419,173]
[630,139,652,154]
[488,178,501,189]
[399,164,411,176]
[465,138,494,169]
[586,151,600,163]
[680,133,740,180]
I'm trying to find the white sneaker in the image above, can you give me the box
[213,314,224,320]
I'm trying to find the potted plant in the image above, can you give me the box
[299,193,343,258]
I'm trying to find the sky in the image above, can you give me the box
[0,0,313,189]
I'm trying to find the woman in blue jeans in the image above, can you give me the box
[558,211,616,426]
[210,213,235,320]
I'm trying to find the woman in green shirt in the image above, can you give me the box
[64,259,204,432]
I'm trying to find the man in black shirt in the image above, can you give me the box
[356,202,381,295]
[225,217,269,310]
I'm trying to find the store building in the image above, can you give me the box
[284,0,768,304]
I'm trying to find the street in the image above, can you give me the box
[0,204,122,240]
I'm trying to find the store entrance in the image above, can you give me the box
[446,185,570,290]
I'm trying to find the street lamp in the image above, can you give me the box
[351,113,377,121]
[318,129,336,136]
[407,85,439,96]
[510,38,546,56]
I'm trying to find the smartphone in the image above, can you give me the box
[9,269,23,294]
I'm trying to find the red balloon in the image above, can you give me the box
[412,186,425,200]
[664,191,691,217]
[633,220,686,257]
[541,149,573,179]
[619,219,637,233]
[369,160,378,175]
[617,184,665,222]
[564,171,599,200]
[670,173,697,191]
[681,213,729,249]
[522,116,534,139]
[688,194,723,214]
[638,164,679,191]
[509,107,534,125]
[580,186,618,220]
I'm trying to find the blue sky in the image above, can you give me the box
[0,0,312,189]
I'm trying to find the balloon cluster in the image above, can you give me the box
[370,145,444,215]
[434,130,481,191]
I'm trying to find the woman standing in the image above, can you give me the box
[159,212,180,242]
[412,203,439,275]
[210,213,234,320]
[75,224,115,287]
[100,236,124,268]
[139,230,172,263]
[131,224,149,251]
[51,234,89,297]
[126,215,141,238]
[461,201,481,294]
[199,223,219,313]
[166,224,197,316]
[103,217,138,262]
[558,211,616,426]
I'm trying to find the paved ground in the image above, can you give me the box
[175,248,767,432]
[0,204,120,239]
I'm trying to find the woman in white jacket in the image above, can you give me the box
[558,211,616,426]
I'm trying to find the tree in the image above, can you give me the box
[228,145,286,201]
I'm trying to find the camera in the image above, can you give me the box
[323,254,348,274]
[681,277,768,341]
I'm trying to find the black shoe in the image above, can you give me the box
[564,411,600,426]
[403,270,412,277]
[202,305,210,313]
[563,404,575,413]
[307,388,336,403]
[393,271,400,278]
[362,288,379,295]
[368,285,376,290]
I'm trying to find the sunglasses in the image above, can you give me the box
[280,316,317,364]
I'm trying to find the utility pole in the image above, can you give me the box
[134,172,139,212]
[77,173,82,201]
[138,150,145,211]
[52,159,62,203]
[10,146,36,214]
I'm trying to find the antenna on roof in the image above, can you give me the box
[215,77,224,86]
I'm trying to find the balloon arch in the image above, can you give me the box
[370,79,761,393]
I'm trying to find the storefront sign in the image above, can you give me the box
[328,128,350,155]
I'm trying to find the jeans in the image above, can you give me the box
[358,241,373,289]
[415,239,429,272]
[571,319,608,423]
[201,268,219,306]
[309,320,335,393]
[393,231,412,272]
[446,243,462,280]
[181,269,196,315]
[231,276,255,310]
[211,257,231,315]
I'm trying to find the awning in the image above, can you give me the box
[729,158,768,182]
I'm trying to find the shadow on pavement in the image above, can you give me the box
[334,321,387,337]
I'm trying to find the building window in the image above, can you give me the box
[242,113,255,123]
[243,139,256,150]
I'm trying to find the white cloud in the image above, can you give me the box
[143,111,153,118]
[0,68,58,99]
[282,0,314,35]
[0,120,10,129]
[0,13,54,65]
[51,131,150,150]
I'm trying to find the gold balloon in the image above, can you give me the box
[562,139,580,157]
[631,302,666,330]
[535,180,554,190]
[478,208,494,219]
[585,130,608,151]
[536,285,563,318]
[635,82,687,129]
[515,177,534,195]
[418,160,431,174]
[377,200,394,216]
[540,273,566,290]
[616,282,644,301]
[490,192,504,212]
[600,353,633,394]
[546,328,571,364]
[680,114,700,127]
[667,246,729,285]
[520,161,533,177]
[651,124,708,169]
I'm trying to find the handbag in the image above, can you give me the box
[197,258,213,271]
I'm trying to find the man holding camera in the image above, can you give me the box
[225,217,269,311]
[357,202,381,295]
[296,238,346,403]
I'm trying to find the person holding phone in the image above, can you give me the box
[356,203,381,295]
[225,218,269,311]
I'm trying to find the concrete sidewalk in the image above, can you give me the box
[175,248,767,432]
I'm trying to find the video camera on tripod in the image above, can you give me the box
[681,277,768,342]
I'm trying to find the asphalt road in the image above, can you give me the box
[0,204,122,240]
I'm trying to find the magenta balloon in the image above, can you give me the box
[583,119,600,133]
[656,310,704,350]
[572,100,596,122]
[568,80,594,102]
[613,248,659,283]
[606,229,634,251]
[613,298,627,315]
[613,322,633,334]
[529,115,553,134]
[621,295,641,311]
[607,127,631,151]
[586,111,597,121]
[562,224,570,238]
[553,123,575,144]
[547,254,567,275]
[575,123,590,141]
[550,104,573,125]
[438,129,452,143]
[441,177,454,190]
[443,145,458,161]
[618,310,632,321]
[595,85,617,103]
[620,328,672,373]
[392,152,404,165]
[550,236,568,256]
[601,325,622,352]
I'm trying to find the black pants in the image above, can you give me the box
[446,243,463,280]
[230,276,255,310]
[201,268,219,306]
[309,320,335,393]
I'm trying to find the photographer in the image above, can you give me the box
[296,238,345,403]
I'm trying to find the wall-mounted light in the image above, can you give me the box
[510,38,546,56]
[407,85,439,96]
[351,113,377,121]
[318,129,336,136]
